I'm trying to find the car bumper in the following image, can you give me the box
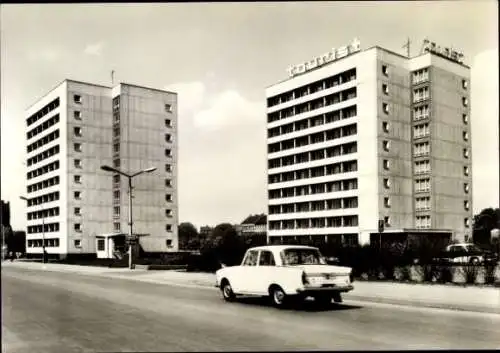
[297,284,354,295]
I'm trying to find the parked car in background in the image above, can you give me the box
[215,245,354,308]
[435,243,498,264]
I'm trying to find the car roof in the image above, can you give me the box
[246,245,318,252]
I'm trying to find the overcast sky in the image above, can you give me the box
[1,2,498,231]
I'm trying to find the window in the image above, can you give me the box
[74,223,82,232]
[166,239,173,247]
[166,194,172,202]
[415,178,431,193]
[383,178,391,189]
[414,105,430,121]
[74,175,82,184]
[166,224,172,232]
[165,164,171,172]
[113,158,120,168]
[165,134,172,142]
[463,113,468,124]
[165,104,172,112]
[74,127,82,137]
[259,251,276,266]
[382,121,390,133]
[463,148,469,159]
[416,196,431,211]
[413,68,429,84]
[383,103,390,114]
[113,222,120,231]
[74,143,82,152]
[413,87,430,102]
[414,123,430,138]
[243,250,259,266]
[97,239,105,251]
[165,179,172,187]
[383,159,390,170]
[384,216,391,227]
[414,142,430,156]
[74,207,81,216]
[74,191,81,200]
[415,160,431,174]
[165,149,171,157]
[382,83,389,95]
[74,159,82,168]
[384,197,391,208]
[113,190,120,201]
[416,215,431,229]
[165,209,172,217]
[74,239,81,248]
[464,166,469,176]
[463,131,469,141]
[165,119,171,127]
[462,97,468,107]
[113,143,120,153]
[74,95,82,104]
[464,200,470,210]
[464,218,470,228]
[464,183,470,193]
[113,206,120,216]
[462,79,468,89]
[382,65,389,76]
[74,111,82,120]
[383,140,390,152]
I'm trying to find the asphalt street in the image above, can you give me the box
[2,267,500,352]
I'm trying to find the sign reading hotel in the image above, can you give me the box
[422,39,464,64]
[287,38,361,78]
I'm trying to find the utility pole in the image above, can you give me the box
[111,70,115,86]
[403,37,411,58]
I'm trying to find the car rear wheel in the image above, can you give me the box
[221,279,235,302]
[332,292,343,303]
[269,285,287,308]
[470,257,480,265]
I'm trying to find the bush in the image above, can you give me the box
[462,264,480,284]
[484,264,496,285]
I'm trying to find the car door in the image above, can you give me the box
[235,249,259,294]
[255,250,277,295]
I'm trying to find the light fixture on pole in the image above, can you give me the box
[100,165,157,270]
[20,196,46,264]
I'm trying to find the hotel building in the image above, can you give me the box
[24,79,178,259]
[266,39,472,246]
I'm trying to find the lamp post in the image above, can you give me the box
[101,165,157,270]
[20,196,46,263]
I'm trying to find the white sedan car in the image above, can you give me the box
[215,245,354,308]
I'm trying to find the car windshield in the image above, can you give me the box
[465,244,482,252]
[281,248,327,265]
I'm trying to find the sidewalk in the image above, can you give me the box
[3,261,499,314]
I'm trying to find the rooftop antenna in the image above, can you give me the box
[402,37,411,58]
[111,70,115,86]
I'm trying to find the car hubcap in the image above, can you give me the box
[223,285,232,297]
[274,290,284,304]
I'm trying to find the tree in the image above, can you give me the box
[178,222,199,250]
[204,223,246,266]
[473,208,500,247]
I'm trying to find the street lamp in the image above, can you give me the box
[20,196,46,263]
[101,165,157,269]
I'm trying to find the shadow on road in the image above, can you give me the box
[233,296,363,312]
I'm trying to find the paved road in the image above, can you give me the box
[2,267,500,352]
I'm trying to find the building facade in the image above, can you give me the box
[266,40,472,246]
[24,80,178,258]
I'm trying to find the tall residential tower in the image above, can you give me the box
[24,80,178,258]
[266,39,472,246]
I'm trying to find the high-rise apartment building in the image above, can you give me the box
[266,39,472,246]
[24,79,178,259]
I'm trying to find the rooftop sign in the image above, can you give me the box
[422,39,464,64]
[287,38,361,78]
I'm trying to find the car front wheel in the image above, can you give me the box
[221,280,236,302]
